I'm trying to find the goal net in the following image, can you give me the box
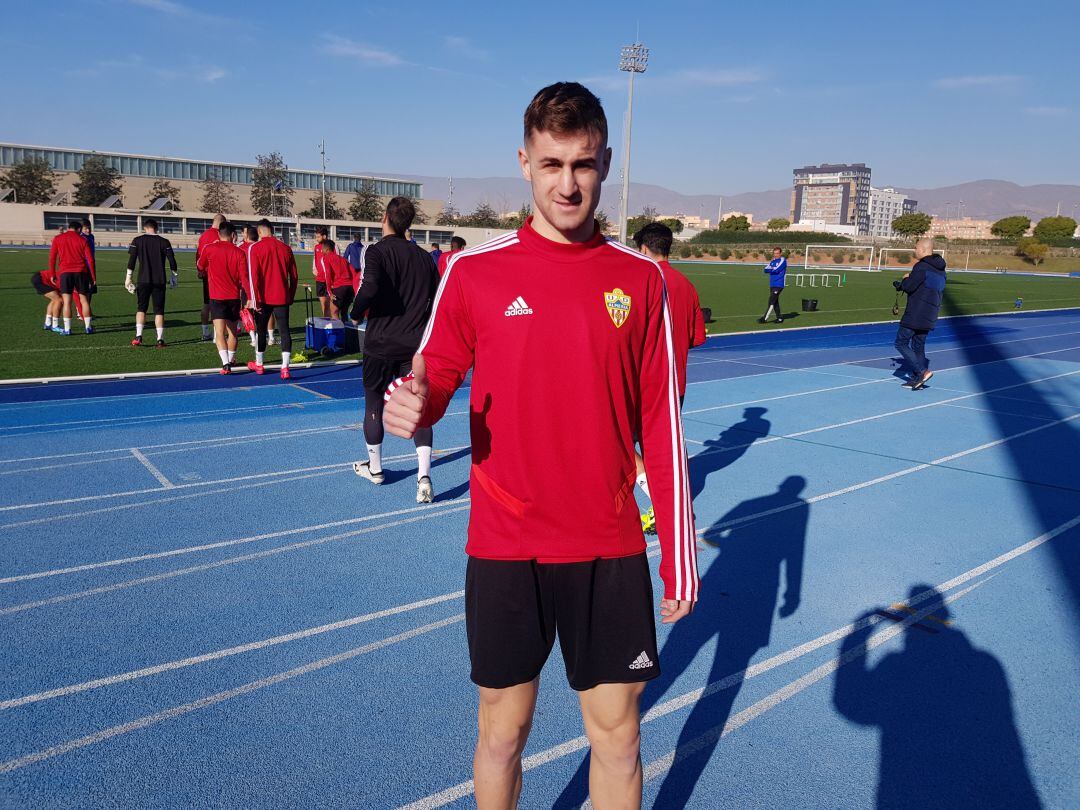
[804,244,875,272]
[876,248,946,271]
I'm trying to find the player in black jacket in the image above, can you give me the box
[126,218,178,347]
[350,196,440,503]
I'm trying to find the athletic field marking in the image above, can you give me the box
[942,401,1060,423]
[0,614,465,775]
[0,506,472,616]
[0,445,470,513]
[0,385,259,411]
[289,382,331,399]
[0,590,465,711]
[0,499,472,584]
[402,512,1080,808]
[129,448,174,488]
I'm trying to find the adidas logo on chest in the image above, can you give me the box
[505,296,533,317]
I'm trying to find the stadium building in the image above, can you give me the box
[791,163,872,236]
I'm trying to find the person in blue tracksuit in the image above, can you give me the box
[758,247,787,324]
[894,238,947,391]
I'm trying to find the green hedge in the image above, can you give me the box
[689,230,851,245]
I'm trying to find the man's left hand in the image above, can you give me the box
[660,599,694,624]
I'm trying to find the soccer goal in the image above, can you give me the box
[876,247,946,271]
[804,244,875,272]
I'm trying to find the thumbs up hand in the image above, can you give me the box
[384,354,429,439]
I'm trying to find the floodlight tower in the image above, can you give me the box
[617,42,649,244]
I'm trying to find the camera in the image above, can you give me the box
[892,280,903,291]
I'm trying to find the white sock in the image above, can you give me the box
[218,349,230,365]
[202,324,211,338]
[280,353,290,369]
[135,323,144,337]
[268,329,275,342]
[227,350,235,363]
[84,317,92,330]
[45,315,53,327]
[249,331,257,346]
[156,326,164,340]
[416,446,432,480]
[367,444,383,474]
[255,351,265,366]
[637,473,650,499]
[64,317,72,332]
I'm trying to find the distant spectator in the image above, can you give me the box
[894,238,947,391]
[437,235,466,276]
[429,242,442,266]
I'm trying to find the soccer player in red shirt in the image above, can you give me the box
[312,224,332,318]
[384,82,697,809]
[243,219,298,379]
[197,222,247,373]
[632,222,707,533]
[48,219,96,335]
[436,235,466,277]
[196,213,226,342]
[31,267,62,331]
[321,241,358,323]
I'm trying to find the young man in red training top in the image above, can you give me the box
[48,219,96,335]
[196,213,226,341]
[312,224,332,318]
[197,222,247,374]
[632,221,707,533]
[436,235,466,276]
[243,219,298,379]
[384,82,698,809]
[321,240,358,323]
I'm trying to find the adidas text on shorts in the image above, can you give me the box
[464,553,660,691]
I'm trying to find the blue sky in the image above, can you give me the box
[2,0,1077,195]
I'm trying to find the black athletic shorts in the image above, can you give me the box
[363,355,415,401]
[210,298,241,322]
[315,281,328,298]
[136,283,167,315]
[465,553,660,691]
[58,272,89,295]
[31,273,55,296]
[201,275,210,305]
[332,285,355,320]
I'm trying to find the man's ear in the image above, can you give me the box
[600,146,612,182]
[518,147,532,183]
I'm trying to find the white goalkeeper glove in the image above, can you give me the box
[125,270,136,295]
[170,271,178,288]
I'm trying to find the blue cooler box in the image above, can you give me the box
[306,317,346,352]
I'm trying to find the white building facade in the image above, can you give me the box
[868,186,917,238]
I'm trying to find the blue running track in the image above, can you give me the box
[1,309,1078,808]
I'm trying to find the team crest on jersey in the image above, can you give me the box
[604,288,632,328]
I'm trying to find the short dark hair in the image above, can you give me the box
[315,225,329,237]
[144,218,159,231]
[450,236,466,250]
[219,223,236,238]
[385,196,416,235]
[80,218,92,230]
[773,246,782,253]
[321,239,336,252]
[633,222,673,257]
[524,82,607,145]
[244,225,259,241]
[352,232,362,240]
[69,220,83,230]
[257,218,272,230]
[431,243,439,249]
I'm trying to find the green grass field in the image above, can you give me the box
[2,247,1079,380]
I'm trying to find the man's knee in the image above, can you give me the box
[586,717,642,776]
[477,712,532,767]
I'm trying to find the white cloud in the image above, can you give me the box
[933,74,1021,89]
[324,35,404,67]
[126,0,189,13]
[1024,105,1069,116]
[444,35,489,61]
[200,67,227,83]
[672,68,767,87]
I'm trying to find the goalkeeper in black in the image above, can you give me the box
[126,217,178,347]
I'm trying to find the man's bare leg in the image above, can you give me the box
[475,679,539,809]
[579,681,646,810]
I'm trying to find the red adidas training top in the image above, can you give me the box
[197,240,246,300]
[323,250,358,290]
[659,260,708,396]
[49,230,96,280]
[415,218,699,602]
[196,228,219,279]
[244,236,298,307]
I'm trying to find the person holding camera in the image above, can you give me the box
[893,238,946,390]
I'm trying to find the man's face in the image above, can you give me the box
[519,128,611,238]
[315,233,325,244]
[774,250,782,259]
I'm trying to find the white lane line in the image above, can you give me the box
[0,385,263,411]
[0,590,464,710]
[403,513,1080,809]
[0,445,470,514]
[0,499,472,585]
[0,613,465,775]
[637,579,993,788]
[129,449,174,489]
[943,401,1059,423]
[0,506,472,617]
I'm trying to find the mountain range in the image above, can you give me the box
[384,174,1080,223]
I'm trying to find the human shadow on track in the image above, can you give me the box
[687,407,771,502]
[833,585,1041,809]
[554,475,808,808]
